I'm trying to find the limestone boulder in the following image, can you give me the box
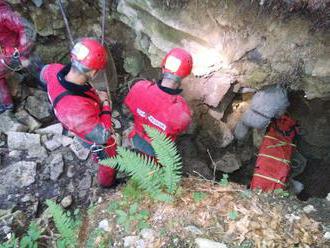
[115,0,330,99]
[7,132,41,150]
[0,161,37,195]
[24,90,52,122]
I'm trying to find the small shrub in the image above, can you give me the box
[46,200,80,248]
[192,192,207,203]
[86,228,109,248]
[101,126,182,202]
[228,210,239,220]
[274,188,290,197]
[122,180,145,202]
[20,222,43,248]
[113,202,150,233]
[219,173,229,187]
[0,235,18,248]
[0,222,42,248]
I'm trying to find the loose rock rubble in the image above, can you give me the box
[0,87,108,237]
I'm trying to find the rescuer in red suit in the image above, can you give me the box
[124,48,193,155]
[0,0,35,113]
[40,38,116,187]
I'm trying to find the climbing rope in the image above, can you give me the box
[57,0,74,47]
[101,0,106,45]
[99,0,112,100]
[56,0,115,102]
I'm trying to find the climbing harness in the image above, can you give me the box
[0,48,23,72]
[90,136,117,160]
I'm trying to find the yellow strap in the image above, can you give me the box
[258,153,291,165]
[264,135,296,147]
[253,173,286,186]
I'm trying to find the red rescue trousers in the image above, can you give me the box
[0,75,13,112]
[89,136,117,187]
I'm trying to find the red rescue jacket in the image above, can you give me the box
[41,64,113,145]
[124,80,192,142]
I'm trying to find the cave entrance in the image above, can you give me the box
[176,90,330,201]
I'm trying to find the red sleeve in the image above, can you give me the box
[99,103,112,129]
[0,4,35,56]
[172,103,192,136]
[124,87,135,112]
[66,101,112,145]
[124,81,144,112]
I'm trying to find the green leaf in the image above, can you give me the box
[27,222,42,241]
[19,236,32,248]
[0,234,18,248]
[144,125,182,193]
[139,210,149,219]
[107,201,119,212]
[228,210,238,220]
[129,203,139,215]
[153,192,173,203]
[102,147,164,198]
[240,189,253,198]
[219,173,229,187]
[274,188,290,197]
[123,180,144,201]
[100,126,183,201]
[192,192,206,203]
[56,239,67,248]
[46,200,78,247]
[137,221,150,231]
[73,209,80,216]
[115,209,127,218]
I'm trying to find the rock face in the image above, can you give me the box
[0,161,37,195]
[214,153,242,173]
[70,137,90,161]
[0,112,28,133]
[195,238,228,248]
[15,109,42,131]
[7,132,41,150]
[47,153,64,181]
[24,90,52,122]
[115,0,330,101]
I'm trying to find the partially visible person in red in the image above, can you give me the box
[40,38,117,187]
[124,48,193,156]
[0,0,35,113]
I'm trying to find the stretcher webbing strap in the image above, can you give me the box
[253,173,286,186]
[264,135,296,147]
[90,137,117,153]
[258,153,291,165]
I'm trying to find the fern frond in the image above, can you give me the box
[46,200,78,247]
[101,147,163,198]
[99,157,118,168]
[144,126,182,193]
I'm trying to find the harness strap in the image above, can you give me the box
[52,90,99,109]
[264,135,296,148]
[253,173,286,186]
[258,153,291,165]
[251,108,272,120]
